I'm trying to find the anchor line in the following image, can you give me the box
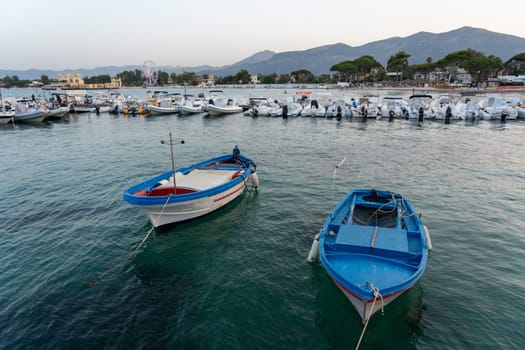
[84,195,172,288]
[355,282,384,350]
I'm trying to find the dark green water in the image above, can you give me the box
[1,89,524,349]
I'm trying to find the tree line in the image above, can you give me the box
[1,49,525,88]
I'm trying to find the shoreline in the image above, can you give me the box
[15,85,525,93]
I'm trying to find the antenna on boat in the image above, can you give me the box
[161,132,185,194]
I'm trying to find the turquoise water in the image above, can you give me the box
[1,88,524,349]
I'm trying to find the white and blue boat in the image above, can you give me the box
[124,144,258,229]
[315,188,431,324]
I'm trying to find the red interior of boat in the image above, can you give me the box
[231,170,242,179]
[134,187,197,196]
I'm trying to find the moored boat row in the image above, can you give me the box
[243,91,525,121]
[2,88,524,124]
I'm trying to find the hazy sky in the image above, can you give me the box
[2,0,524,70]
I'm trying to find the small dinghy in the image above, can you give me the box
[310,188,431,324]
[123,136,258,229]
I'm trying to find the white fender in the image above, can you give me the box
[307,232,320,263]
[250,172,259,189]
[424,225,432,251]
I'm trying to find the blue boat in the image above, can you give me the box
[316,189,431,324]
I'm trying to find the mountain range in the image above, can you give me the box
[2,26,525,80]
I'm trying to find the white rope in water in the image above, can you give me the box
[128,194,173,260]
[332,157,347,205]
[355,283,384,350]
[242,171,257,193]
[84,195,172,287]
[333,157,347,178]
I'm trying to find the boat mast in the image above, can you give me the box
[161,132,185,194]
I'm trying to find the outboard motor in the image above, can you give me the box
[361,105,368,120]
[403,108,409,120]
[336,105,342,121]
[445,106,452,124]
[282,104,288,119]
[418,107,424,123]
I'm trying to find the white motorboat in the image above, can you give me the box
[180,96,204,114]
[207,97,243,115]
[431,94,459,120]
[0,92,14,124]
[247,97,281,117]
[379,97,409,118]
[478,93,518,120]
[148,93,183,115]
[408,94,436,120]
[325,99,351,118]
[44,106,69,119]
[14,101,46,123]
[0,108,14,124]
[455,96,481,120]
[350,95,381,119]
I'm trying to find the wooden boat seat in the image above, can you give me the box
[335,224,409,255]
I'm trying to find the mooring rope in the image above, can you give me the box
[128,194,172,260]
[84,194,172,288]
[355,282,384,350]
[242,172,255,193]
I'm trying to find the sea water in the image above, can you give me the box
[0,88,524,349]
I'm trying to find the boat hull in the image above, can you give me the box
[148,105,181,115]
[0,113,14,124]
[330,273,409,322]
[14,110,46,123]
[45,107,69,118]
[72,106,97,113]
[180,105,203,114]
[207,105,243,115]
[136,179,247,228]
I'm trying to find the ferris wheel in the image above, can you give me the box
[143,60,156,85]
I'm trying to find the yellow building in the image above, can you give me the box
[56,74,121,89]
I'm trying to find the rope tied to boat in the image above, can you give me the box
[242,172,254,192]
[127,194,172,260]
[84,195,172,288]
[355,282,384,350]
